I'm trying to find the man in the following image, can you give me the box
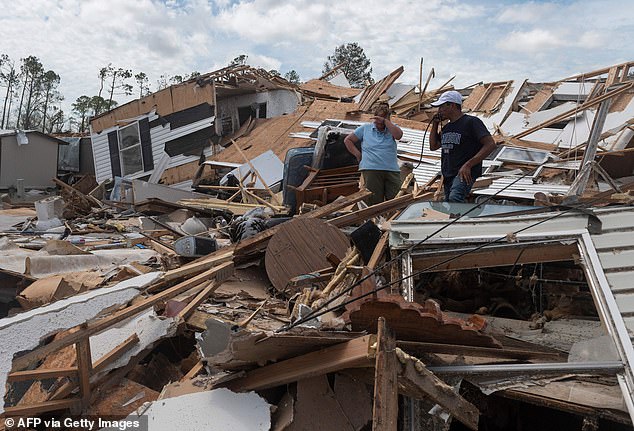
[344,103,404,205]
[429,90,496,202]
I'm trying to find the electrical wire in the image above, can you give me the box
[278,153,589,332]
[279,190,616,330]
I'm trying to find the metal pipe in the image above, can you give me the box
[428,361,623,376]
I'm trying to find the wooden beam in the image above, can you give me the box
[513,82,633,139]
[411,241,577,272]
[372,318,398,431]
[230,139,281,206]
[226,335,374,392]
[182,360,204,381]
[396,349,479,431]
[75,337,92,411]
[12,261,233,372]
[92,333,140,374]
[397,340,565,362]
[7,367,78,382]
[162,247,235,283]
[330,192,433,228]
[48,333,140,403]
[177,280,219,319]
[4,398,80,417]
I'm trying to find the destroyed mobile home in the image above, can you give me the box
[0,61,632,430]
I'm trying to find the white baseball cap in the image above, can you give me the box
[431,90,463,106]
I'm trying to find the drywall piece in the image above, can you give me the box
[131,180,210,204]
[553,82,593,100]
[556,110,595,149]
[0,271,161,414]
[568,335,620,363]
[221,150,284,189]
[197,318,233,358]
[90,308,180,375]
[25,249,158,278]
[601,96,634,150]
[127,389,270,431]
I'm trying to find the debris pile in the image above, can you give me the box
[0,61,633,430]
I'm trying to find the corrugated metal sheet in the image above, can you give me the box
[297,119,439,184]
[473,177,571,199]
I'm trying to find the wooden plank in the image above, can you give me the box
[48,333,140,402]
[372,318,398,431]
[92,333,140,374]
[7,367,78,382]
[182,360,204,380]
[396,349,479,431]
[226,335,374,392]
[330,192,433,228]
[4,398,80,417]
[177,280,219,319]
[75,337,93,411]
[514,82,633,139]
[411,241,577,272]
[231,139,281,206]
[12,261,233,372]
[396,340,565,361]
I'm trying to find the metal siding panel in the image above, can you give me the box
[605,271,634,293]
[597,210,634,231]
[622,316,634,335]
[614,292,634,316]
[592,229,634,249]
[598,249,634,270]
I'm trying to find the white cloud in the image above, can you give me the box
[0,0,631,129]
[496,2,557,24]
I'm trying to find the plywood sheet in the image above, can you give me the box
[139,88,174,116]
[265,218,350,292]
[172,82,214,113]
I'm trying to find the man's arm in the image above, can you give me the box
[457,135,497,184]
[383,118,403,140]
[429,118,441,151]
[344,133,362,163]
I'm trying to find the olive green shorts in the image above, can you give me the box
[361,170,401,206]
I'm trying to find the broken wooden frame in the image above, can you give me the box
[388,206,634,423]
[224,320,479,430]
[4,261,234,417]
[4,333,140,417]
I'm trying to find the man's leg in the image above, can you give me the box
[443,176,454,201]
[384,171,401,200]
[447,176,473,203]
[362,170,385,205]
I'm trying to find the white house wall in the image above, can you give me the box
[91,114,214,183]
[216,89,300,133]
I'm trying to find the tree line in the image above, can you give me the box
[0,43,372,134]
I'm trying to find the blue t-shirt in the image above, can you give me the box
[353,123,400,172]
[440,114,491,178]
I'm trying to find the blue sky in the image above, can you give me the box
[0,0,632,119]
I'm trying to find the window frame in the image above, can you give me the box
[117,122,143,177]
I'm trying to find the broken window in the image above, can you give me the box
[496,146,551,165]
[118,122,143,176]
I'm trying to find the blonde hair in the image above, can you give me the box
[373,102,390,118]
